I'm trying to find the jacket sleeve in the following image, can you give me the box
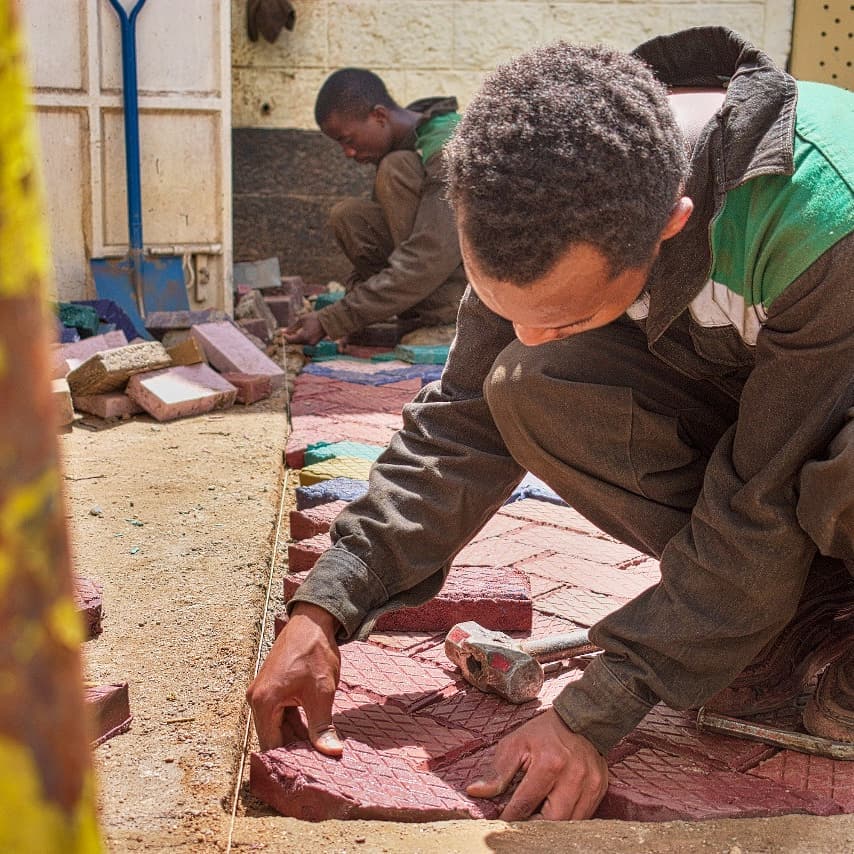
[316,157,463,339]
[289,287,524,636]
[554,234,854,754]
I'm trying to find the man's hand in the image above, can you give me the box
[246,603,344,755]
[467,708,608,820]
[283,312,326,346]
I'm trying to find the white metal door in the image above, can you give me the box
[23,0,232,310]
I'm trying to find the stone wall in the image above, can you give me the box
[230,0,795,281]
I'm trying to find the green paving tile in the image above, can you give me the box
[302,340,340,359]
[392,344,450,365]
[304,441,383,466]
[313,291,345,309]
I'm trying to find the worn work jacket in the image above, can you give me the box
[291,28,854,754]
[317,97,467,339]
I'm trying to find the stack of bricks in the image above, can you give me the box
[253,351,854,822]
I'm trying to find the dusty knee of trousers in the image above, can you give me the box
[328,197,362,234]
[798,408,854,564]
[484,340,546,426]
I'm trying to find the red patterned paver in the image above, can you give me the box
[73,575,103,639]
[86,683,132,747]
[512,523,645,565]
[498,498,616,539]
[598,747,842,821]
[749,751,854,812]
[287,532,331,572]
[535,585,631,627]
[453,536,547,568]
[289,500,349,540]
[520,552,658,600]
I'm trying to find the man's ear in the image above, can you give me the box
[660,196,694,241]
[370,105,389,125]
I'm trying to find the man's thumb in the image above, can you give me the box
[305,691,343,756]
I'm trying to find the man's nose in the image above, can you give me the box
[512,323,568,346]
[341,144,357,158]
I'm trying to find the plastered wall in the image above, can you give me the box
[232,0,795,130]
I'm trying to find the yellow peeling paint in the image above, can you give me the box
[0,739,101,853]
[0,4,50,300]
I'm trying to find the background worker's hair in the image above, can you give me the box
[445,42,687,284]
[315,68,398,125]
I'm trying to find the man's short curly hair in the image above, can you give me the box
[315,68,397,126]
[445,42,686,284]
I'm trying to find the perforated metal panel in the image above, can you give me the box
[790,0,854,89]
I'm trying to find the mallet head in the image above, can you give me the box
[445,621,544,704]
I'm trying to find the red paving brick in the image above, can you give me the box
[469,514,528,542]
[289,500,349,540]
[287,532,331,572]
[286,418,399,468]
[750,751,854,812]
[368,630,442,652]
[453,535,546,567]
[73,575,103,639]
[250,740,504,821]
[498,499,617,539]
[597,747,842,821]
[290,378,419,417]
[85,683,132,747]
[512,523,645,565]
[520,552,658,600]
[535,585,631,627]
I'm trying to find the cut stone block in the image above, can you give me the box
[233,256,282,290]
[165,335,206,366]
[126,363,237,422]
[73,575,103,639]
[52,329,128,378]
[250,739,502,821]
[72,391,143,420]
[220,372,273,405]
[597,747,842,821]
[373,565,532,632]
[144,309,229,338]
[295,478,368,510]
[290,376,418,417]
[535,585,631,627]
[264,294,299,328]
[235,287,278,340]
[289,500,349,541]
[299,456,373,486]
[287,533,331,573]
[750,750,854,812]
[67,341,171,395]
[52,378,75,426]
[86,683,132,747]
[190,321,285,389]
[304,440,383,467]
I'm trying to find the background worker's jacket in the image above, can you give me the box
[316,97,467,339]
[290,28,854,754]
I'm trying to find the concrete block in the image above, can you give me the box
[190,321,285,389]
[304,440,383,467]
[750,750,854,812]
[250,740,501,821]
[166,335,206,367]
[72,391,143,420]
[520,553,658,600]
[294,478,368,510]
[299,456,373,486]
[263,294,299,327]
[126,363,237,422]
[289,500,349,540]
[52,329,128,378]
[73,575,102,639]
[237,317,271,343]
[220,372,273,405]
[534,585,631,628]
[67,341,172,395]
[287,532,331,573]
[373,565,532,632]
[52,378,75,426]
[233,256,281,290]
[597,747,842,821]
[86,683,132,747]
[392,344,449,365]
[144,309,230,338]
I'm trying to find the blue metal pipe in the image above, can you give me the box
[107,0,148,258]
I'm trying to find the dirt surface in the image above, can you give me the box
[60,385,854,853]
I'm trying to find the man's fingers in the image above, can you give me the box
[466,745,524,798]
[311,722,344,757]
[249,696,286,752]
[303,682,343,756]
[498,767,554,822]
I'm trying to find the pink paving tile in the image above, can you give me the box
[628,704,776,772]
[190,321,285,389]
[453,536,547,568]
[250,740,504,821]
[86,683,132,747]
[520,553,658,600]
[512,523,645,565]
[287,532,331,573]
[72,391,143,419]
[289,377,419,417]
[368,631,442,652]
[289,500,349,540]
[469,514,528,542]
[126,364,237,421]
[286,419,398,468]
[535,585,630,627]
[374,565,532,632]
[73,575,103,639]
[750,750,854,812]
[498,498,616,539]
[52,330,129,379]
[531,609,584,636]
[416,667,584,744]
[339,642,460,712]
[528,573,563,600]
[596,747,842,821]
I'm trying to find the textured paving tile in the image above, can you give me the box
[86,683,132,747]
[304,440,383,466]
[535,585,631,627]
[453,535,547,568]
[287,532,331,572]
[512,523,645,565]
[73,575,103,639]
[190,321,284,388]
[290,377,420,417]
[126,363,237,421]
[520,553,658,600]
[367,631,442,652]
[597,747,842,821]
[289,500,349,540]
[498,499,616,539]
[299,456,373,485]
[294,478,368,510]
[468,513,528,542]
[628,704,776,772]
[750,751,854,812]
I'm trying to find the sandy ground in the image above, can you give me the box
[59,386,854,853]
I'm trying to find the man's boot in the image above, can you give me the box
[705,558,854,716]
[803,643,854,742]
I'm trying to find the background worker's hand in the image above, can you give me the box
[246,603,344,755]
[467,708,608,820]
[284,312,326,346]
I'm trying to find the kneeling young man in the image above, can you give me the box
[251,29,854,819]
[286,68,466,346]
